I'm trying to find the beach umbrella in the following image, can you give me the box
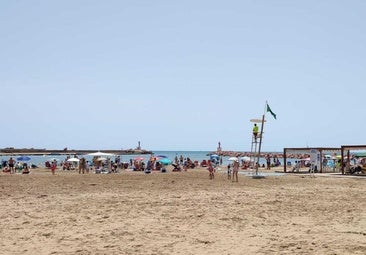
[241,156,251,162]
[156,155,168,158]
[67,158,80,162]
[87,151,116,157]
[17,156,31,161]
[210,154,220,162]
[96,157,107,161]
[158,158,172,165]
[299,157,311,161]
[134,157,145,161]
[228,157,238,161]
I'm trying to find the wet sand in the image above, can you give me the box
[0,167,365,254]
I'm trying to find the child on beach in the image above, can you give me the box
[51,161,57,175]
[227,163,231,180]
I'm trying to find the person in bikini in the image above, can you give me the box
[232,160,239,182]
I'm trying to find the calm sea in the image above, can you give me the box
[0,150,286,167]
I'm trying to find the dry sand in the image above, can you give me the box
[0,167,365,255]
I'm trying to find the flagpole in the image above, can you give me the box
[255,101,267,176]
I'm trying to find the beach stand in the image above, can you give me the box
[250,117,265,179]
[250,101,276,179]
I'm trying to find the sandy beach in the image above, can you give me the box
[0,167,365,255]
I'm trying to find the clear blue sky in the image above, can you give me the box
[1,0,365,151]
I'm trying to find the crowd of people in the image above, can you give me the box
[2,153,284,180]
[1,157,31,174]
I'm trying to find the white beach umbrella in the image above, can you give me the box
[228,157,238,161]
[241,156,251,162]
[87,151,115,157]
[67,158,80,162]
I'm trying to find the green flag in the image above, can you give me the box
[266,103,277,119]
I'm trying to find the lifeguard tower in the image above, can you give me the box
[248,101,276,178]
[250,117,266,178]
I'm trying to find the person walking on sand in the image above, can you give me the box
[208,161,214,180]
[79,158,87,174]
[51,161,57,175]
[266,154,271,170]
[232,160,239,182]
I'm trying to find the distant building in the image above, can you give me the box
[217,142,222,153]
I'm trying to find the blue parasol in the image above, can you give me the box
[17,156,31,161]
[158,158,172,165]
[156,155,168,158]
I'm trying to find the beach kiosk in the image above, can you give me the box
[283,147,341,173]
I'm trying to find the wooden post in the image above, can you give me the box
[320,150,323,173]
[347,150,350,174]
[283,148,287,173]
[341,147,344,174]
